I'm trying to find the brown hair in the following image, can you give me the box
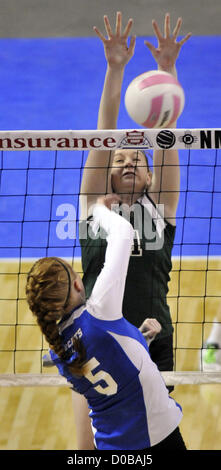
[26,257,86,376]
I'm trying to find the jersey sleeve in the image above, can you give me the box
[86,204,134,321]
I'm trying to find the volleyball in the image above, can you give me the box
[125,70,185,128]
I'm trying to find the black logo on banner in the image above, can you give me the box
[178,131,198,147]
[182,133,195,145]
[156,130,176,149]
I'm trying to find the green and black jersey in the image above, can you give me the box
[79,193,175,339]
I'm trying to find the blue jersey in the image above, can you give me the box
[50,205,182,450]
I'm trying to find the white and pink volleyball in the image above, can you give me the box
[125,70,185,128]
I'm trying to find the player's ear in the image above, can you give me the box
[74,279,82,293]
[146,169,152,185]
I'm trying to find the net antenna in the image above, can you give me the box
[0,128,221,387]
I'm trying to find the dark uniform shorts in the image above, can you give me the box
[148,426,186,450]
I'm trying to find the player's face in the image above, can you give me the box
[110,150,151,195]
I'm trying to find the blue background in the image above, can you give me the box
[0,36,220,258]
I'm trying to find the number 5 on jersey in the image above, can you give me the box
[84,357,118,395]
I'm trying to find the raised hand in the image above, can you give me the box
[144,13,191,74]
[93,11,136,69]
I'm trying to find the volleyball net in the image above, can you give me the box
[0,128,221,387]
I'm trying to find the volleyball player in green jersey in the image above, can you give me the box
[76,12,191,449]
[80,11,191,371]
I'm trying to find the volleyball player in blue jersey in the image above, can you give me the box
[42,11,190,449]
[26,194,186,450]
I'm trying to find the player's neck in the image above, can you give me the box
[64,292,85,315]
[120,192,142,206]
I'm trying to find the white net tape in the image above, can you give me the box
[0,372,221,387]
[0,128,220,150]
